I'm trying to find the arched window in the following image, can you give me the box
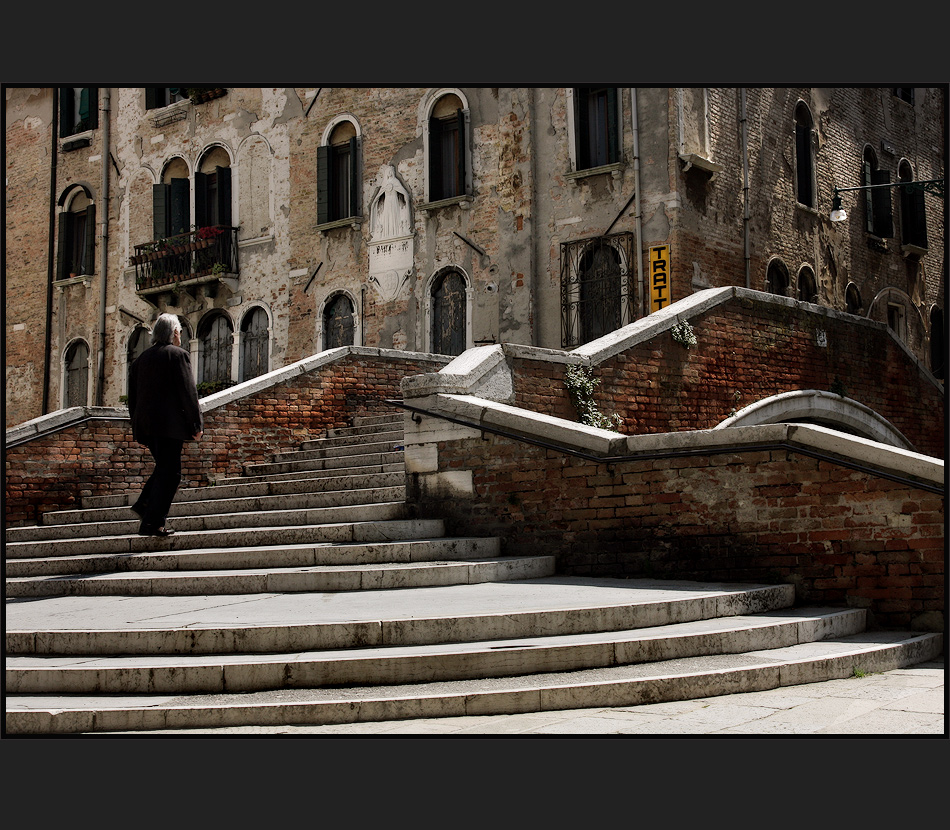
[766,259,789,297]
[794,103,814,207]
[323,293,355,349]
[239,307,269,382]
[846,283,863,316]
[195,146,232,231]
[899,160,928,249]
[427,92,468,202]
[153,157,191,241]
[431,269,468,356]
[797,266,818,304]
[318,119,360,224]
[930,306,945,380]
[126,326,150,394]
[863,147,893,238]
[579,241,623,343]
[197,312,233,387]
[57,187,96,280]
[64,340,89,408]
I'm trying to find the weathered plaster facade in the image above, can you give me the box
[4,87,945,429]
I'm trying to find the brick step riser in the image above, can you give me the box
[40,486,407,528]
[7,501,409,544]
[4,518,447,560]
[5,584,796,656]
[4,608,865,695]
[6,635,942,735]
[6,553,554,598]
[6,536,504,579]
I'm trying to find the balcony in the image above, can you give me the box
[131,225,238,304]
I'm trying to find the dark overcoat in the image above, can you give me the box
[128,343,203,444]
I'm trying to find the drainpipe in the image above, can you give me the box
[527,88,539,345]
[631,88,645,316]
[43,87,60,414]
[740,88,751,289]
[95,88,110,406]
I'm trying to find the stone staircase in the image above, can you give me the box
[5,411,943,734]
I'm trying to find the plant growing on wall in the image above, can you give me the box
[671,320,698,348]
[564,364,623,430]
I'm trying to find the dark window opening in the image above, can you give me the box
[145,88,188,109]
[195,165,232,230]
[431,270,467,356]
[57,196,96,280]
[60,88,98,137]
[798,268,818,304]
[574,87,620,170]
[579,244,622,344]
[317,134,359,224]
[65,341,89,408]
[794,103,814,207]
[429,109,466,201]
[846,284,863,316]
[864,149,893,238]
[894,88,915,104]
[324,294,355,349]
[240,308,269,382]
[198,314,233,386]
[767,260,789,297]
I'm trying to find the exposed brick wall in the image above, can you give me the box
[4,353,443,527]
[511,293,945,458]
[410,431,944,631]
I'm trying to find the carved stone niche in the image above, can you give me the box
[368,165,414,302]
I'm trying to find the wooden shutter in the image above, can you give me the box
[170,177,190,236]
[348,137,359,218]
[194,171,209,227]
[901,185,928,248]
[574,88,589,168]
[606,88,619,164]
[216,166,232,226]
[56,212,69,279]
[84,88,98,130]
[871,169,893,238]
[83,202,96,275]
[152,183,170,240]
[59,88,72,137]
[456,109,467,196]
[317,145,330,224]
[429,117,443,200]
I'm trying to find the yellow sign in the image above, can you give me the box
[649,244,671,312]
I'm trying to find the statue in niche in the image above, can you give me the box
[371,165,411,241]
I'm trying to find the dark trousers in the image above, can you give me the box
[133,437,184,528]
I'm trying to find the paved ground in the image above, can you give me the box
[127,657,946,736]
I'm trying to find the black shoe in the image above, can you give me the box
[138,523,174,537]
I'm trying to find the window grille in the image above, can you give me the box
[560,232,636,348]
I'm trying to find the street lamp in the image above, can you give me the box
[829,178,945,222]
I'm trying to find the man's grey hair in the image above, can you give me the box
[151,313,183,345]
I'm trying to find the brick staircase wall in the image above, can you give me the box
[510,292,945,459]
[4,349,447,526]
[408,427,944,631]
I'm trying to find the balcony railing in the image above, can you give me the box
[131,226,238,295]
